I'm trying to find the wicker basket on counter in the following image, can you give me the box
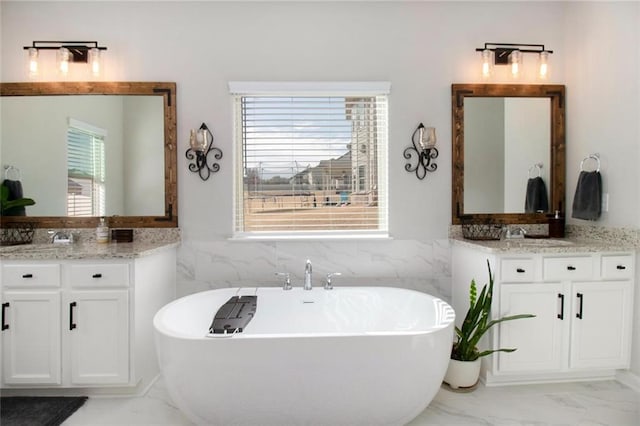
[1,221,36,246]
[460,216,503,241]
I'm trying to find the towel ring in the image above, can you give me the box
[3,165,21,180]
[580,154,600,173]
[528,163,542,179]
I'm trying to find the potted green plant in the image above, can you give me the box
[444,260,534,389]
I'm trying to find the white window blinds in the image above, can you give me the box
[231,83,389,236]
[67,120,106,217]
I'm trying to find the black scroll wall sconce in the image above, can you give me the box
[185,123,223,181]
[404,123,438,180]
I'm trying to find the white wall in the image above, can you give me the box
[464,97,505,213]
[122,96,165,216]
[2,1,639,375]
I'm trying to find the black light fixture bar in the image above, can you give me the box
[476,43,553,65]
[23,41,107,62]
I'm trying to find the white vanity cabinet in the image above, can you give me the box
[0,246,176,395]
[67,263,130,385]
[1,264,62,385]
[452,243,635,385]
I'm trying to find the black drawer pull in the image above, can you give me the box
[2,302,9,330]
[567,266,576,271]
[557,293,564,320]
[576,293,584,319]
[616,265,626,270]
[22,273,33,278]
[70,302,77,330]
[516,268,526,273]
[92,273,103,278]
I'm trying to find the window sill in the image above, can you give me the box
[229,231,391,242]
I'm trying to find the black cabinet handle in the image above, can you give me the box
[2,302,9,330]
[557,293,564,320]
[70,302,77,330]
[516,268,525,273]
[616,265,626,270]
[567,266,576,271]
[576,293,584,319]
[92,273,103,278]
[22,273,33,278]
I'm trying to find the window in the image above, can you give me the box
[67,119,106,216]
[231,82,389,237]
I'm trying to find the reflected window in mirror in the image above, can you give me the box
[67,119,106,217]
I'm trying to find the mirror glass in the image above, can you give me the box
[464,97,550,213]
[0,82,177,228]
[452,84,565,225]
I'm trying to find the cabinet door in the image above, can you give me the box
[1,291,61,384]
[570,281,632,370]
[497,283,565,373]
[67,290,129,384]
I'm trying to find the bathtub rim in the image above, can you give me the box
[153,286,455,341]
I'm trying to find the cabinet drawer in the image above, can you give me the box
[543,257,593,281]
[2,264,61,287]
[501,258,535,282]
[601,255,634,279]
[69,263,129,288]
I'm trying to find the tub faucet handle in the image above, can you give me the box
[325,272,342,290]
[275,272,292,290]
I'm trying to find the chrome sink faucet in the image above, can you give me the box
[49,230,74,244]
[304,259,313,290]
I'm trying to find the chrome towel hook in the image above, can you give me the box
[528,163,543,179]
[580,153,601,173]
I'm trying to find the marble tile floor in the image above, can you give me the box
[62,378,639,425]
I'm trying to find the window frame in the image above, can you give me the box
[66,118,106,217]
[230,81,390,240]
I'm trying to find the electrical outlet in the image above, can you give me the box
[602,193,609,212]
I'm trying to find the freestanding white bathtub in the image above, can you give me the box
[154,287,455,426]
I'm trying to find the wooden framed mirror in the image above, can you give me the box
[0,81,177,228]
[451,84,565,225]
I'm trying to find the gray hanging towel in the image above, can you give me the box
[524,176,549,213]
[1,179,26,216]
[571,171,602,220]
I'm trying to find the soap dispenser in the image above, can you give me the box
[96,216,110,243]
[548,210,565,238]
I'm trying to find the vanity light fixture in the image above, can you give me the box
[185,123,223,181]
[476,43,553,80]
[23,41,107,77]
[403,123,438,180]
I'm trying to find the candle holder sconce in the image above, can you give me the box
[185,122,223,181]
[404,123,438,180]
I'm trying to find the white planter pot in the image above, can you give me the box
[443,358,481,389]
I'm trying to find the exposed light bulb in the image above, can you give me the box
[57,47,70,76]
[481,49,493,79]
[509,50,522,79]
[538,51,549,80]
[28,47,39,78]
[89,47,101,77]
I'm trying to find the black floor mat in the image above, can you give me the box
[1,396,88,426]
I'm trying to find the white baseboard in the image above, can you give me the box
[616,370,640,393]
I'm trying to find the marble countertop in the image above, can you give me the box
[0,241,180,260]
[450,236,638,254]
